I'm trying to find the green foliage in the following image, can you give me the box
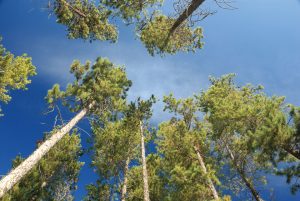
[277,163,300,194]
[127,154,168,201]
[51,1,204,56]
[198,74,287,198]
[126,95,156,121]
[85,182,111,201]
[2,129,83,201]
[45,57,132,200]
[7,0,300,199]
[272,106,300,194]
[140,15,204,56]
[86,118,140,198]
[198,74,289,161]
[45,57,132,116]
[126,165,144,200]
[102,0,162,22]
[86,96,156,200]
[92,121,130,178]
[52,0,162,42]
[126,94,232,200]
[0,37,36,115]
[199,75,286,155]
[53,0,118,42]
[154,94,222,200]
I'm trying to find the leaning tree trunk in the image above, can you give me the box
[140,121,150,201]
[284,146,300,160]
[121,157,130,201]
[224,144,263,201]
[164,0,206,44]
[0,107,89,198]
[193,145,219,200]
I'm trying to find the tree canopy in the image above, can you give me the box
[1,1,299,200]
[50,0,206,56]
[0,37,36,116]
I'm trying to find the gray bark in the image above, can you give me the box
[194,145,219,200]
[140,121,150,201]
[0,107,88,198]
[121,157,130,201]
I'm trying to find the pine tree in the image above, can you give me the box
[139,14,204,56]
[0,37,36,116]
[126,154,167,201]
[86,117,140,201]
[156,94,223,201]
[198,74,275,201]
[1,129,83,201]
[129,97,156,201]
[49,0,205,56]
[0,57,131,198]
[85,96,155,201]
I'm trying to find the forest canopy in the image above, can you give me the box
[0,0,299,201]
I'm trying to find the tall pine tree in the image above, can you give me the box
[0,57,131,198]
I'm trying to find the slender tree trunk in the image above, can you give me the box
[121,157,130,201]
[224,144,263,201]
[140,121,150,201]
[193,145,219,200]
[0,107,89,198]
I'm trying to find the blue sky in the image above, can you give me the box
[0,0,300,200]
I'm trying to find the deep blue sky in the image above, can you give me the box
[1,0,300,200]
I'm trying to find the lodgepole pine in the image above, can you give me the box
[140,121,150,201]
[160,94,221,200]
[51,0,205,56]
[125,96,155,200]
[0,57,131,198]
[0,107,89,198]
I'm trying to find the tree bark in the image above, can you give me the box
[140,121,150,201]
[284,147,300,160]
[121,157,130,201]
[224,144,263,201]
[193,145,219,200]
[0,107,89,198]
[170,0,205,33]
[164,0,206,45]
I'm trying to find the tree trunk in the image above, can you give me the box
[121,157,130,201]
[284,147,300,160]
[224,144,263,201]
[0,107,89,198]
[164,0,206,44]
[140,121,150,201]
[193,145,219,200]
